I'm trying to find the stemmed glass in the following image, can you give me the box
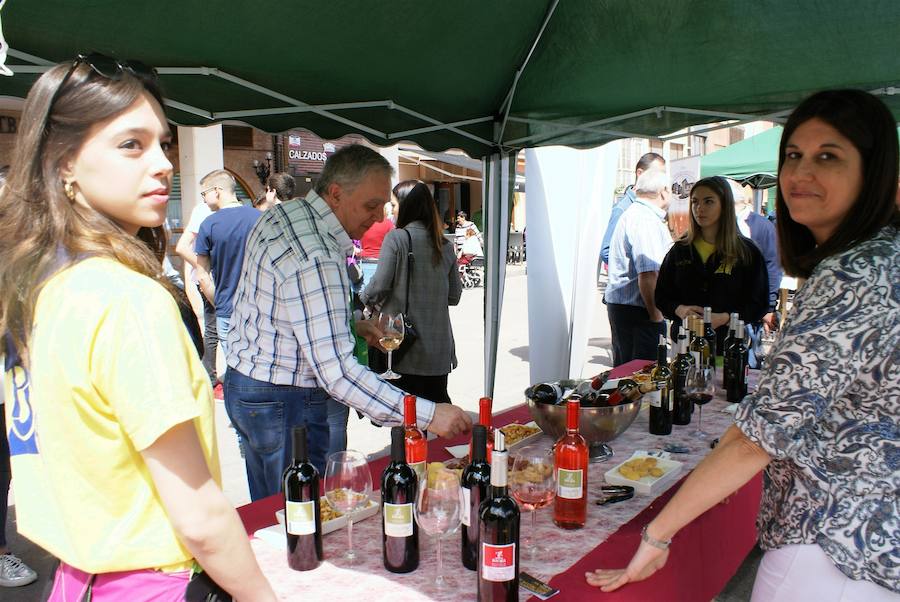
[757,330,777,369]
[324,450,372,563]
[686,365,716,437]
[377,312,405,380]
[414,467,461,589]
[509,446,556,561]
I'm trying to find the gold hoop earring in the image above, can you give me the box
[64,181,76,202]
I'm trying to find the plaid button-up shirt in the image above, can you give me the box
[225,190,436,429]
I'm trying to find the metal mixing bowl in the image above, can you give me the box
[526,395,641,459]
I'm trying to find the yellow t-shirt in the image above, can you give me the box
[693,237,716,263]
[4,257,221,574]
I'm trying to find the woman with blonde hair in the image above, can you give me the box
[0,54,274,601]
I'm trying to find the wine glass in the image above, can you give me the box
[377,312,405,380]
[757,330,777,370]
[414,467,462,588]
[686,365,716,437]
[324,450,372,563]
[509,446,556,561]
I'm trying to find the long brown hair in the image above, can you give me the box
[776,90,900,277]
[0,61,174,356]
[393,180,447,265]
[680,176,750,266]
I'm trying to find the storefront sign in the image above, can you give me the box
[285,131,364,174]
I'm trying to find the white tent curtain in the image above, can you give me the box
[481,152,516,397]
[524,143,620,384]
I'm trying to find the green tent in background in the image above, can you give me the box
[700,127,784,189]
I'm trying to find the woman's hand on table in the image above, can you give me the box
[585,539,669,592]
[675,305,703,320]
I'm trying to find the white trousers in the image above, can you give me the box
[751,544,899,602]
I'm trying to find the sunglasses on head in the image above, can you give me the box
[45,52,158,126]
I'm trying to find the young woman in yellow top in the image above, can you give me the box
[0,55,275,601]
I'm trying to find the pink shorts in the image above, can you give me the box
[48,561,191,602]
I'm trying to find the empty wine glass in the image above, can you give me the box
[414,467,461,588]
[377,312,405,380]
[509,446,555,561]
[757,330,777,369]
[686,365,716,437]
[324,450,372,563]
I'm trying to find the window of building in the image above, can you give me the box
[223,125,253,148]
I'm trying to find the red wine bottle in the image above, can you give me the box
[722,313,739,391]
[649,335,673,436]
[283,425,322,571]
[403,394,427,484]
[671,335,693,425]
[726,321,749,402]
[703,306,717,364]
[553,399,588,529]
[381,426,419,573]
[477,430,519,602]
[461,425,491,571]
[470,396,495,463]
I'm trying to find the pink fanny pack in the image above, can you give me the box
[48,562,191,602]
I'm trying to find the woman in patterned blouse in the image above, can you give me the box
[587,89,900,600]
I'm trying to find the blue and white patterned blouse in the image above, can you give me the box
[735,225,899,593]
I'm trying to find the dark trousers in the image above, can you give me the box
[1,410,10,548]
[607,302,665,366]
[395,373,452,405]
[199,288,218,385]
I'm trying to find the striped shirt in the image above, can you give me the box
[225,190,436,429]
[605,197,673,307]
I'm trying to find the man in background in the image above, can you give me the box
[175,190,217,386]
[605,168,673,365]
[600,152,666,267]
[194,170,261,356]
[731,180,781,332]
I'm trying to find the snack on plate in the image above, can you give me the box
[617,457,664,480]
[499,423,540,447]
[319,497,343,522]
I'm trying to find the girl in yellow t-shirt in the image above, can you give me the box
[0,55,275,602]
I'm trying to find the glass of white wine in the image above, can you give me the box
[377,312,405,380]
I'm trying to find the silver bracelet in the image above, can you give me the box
[641,524,672,550]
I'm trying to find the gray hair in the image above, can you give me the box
[633,167,670,196]
[315,144,393,196]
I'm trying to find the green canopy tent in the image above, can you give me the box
[700,127,784,189]
[1,0,899,393]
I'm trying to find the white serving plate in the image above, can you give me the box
[501,421,544,452]
[275,497,380,535]
[604,452,683,495]
[444,422,544,460]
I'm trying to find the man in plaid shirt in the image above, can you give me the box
[224,145,472,500]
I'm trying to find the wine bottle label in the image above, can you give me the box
[647,390,661,408]
[461,487,471,527]
[409,461,426,485]
[666,390,674,411]
[383,502,414,538]
[481,542,516,582]
[285,500,316,535]
[556,468,584,499]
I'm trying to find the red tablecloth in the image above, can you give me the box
[237,359,762,601]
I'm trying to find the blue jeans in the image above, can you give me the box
[223,369,330,501]
[326,397,350,459]
[215,315,231,358]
